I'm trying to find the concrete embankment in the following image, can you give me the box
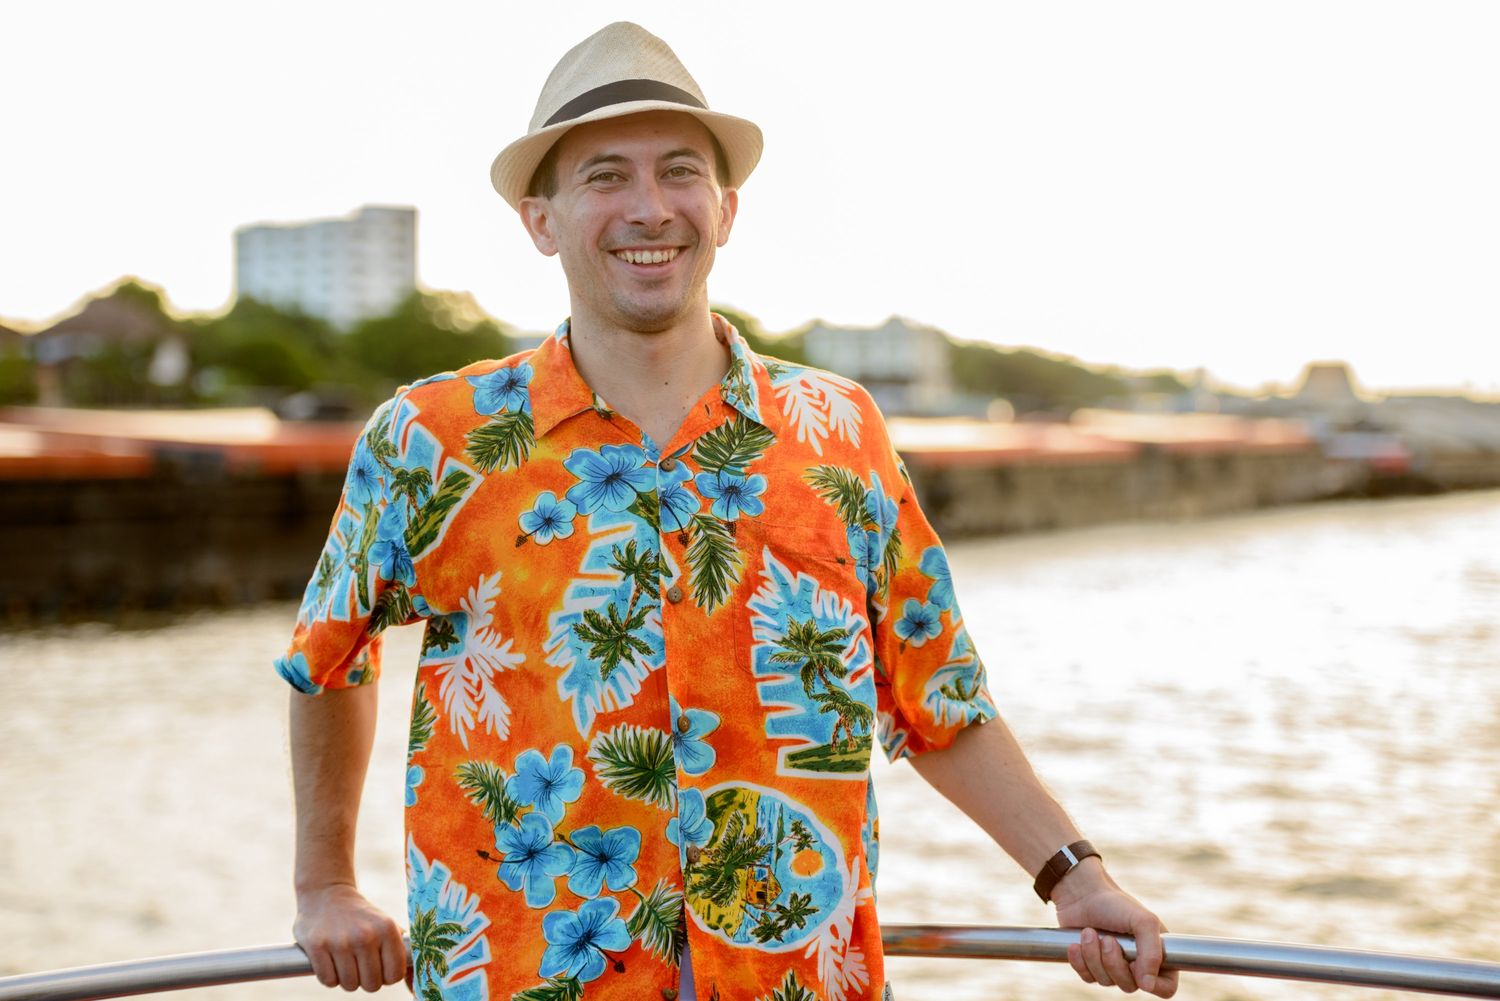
[2,405,1496,619]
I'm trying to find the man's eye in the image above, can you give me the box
[590,171,623,183]
[665,165,696,179]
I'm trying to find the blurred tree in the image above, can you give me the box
[949,340,1136,415]
[344,290,511,390]
[185,298,337,400]
[0,348,38,404]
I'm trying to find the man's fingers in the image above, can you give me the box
[1066,942,1097,984]
[1079,928,1114,987]
[356,936,386,993]
[331,944,361,992]
[380,925,406,987]
[307,945,339,989]
[1152,969,1180,998]
[1100,935,1138,993]
[1131,919,1168,995]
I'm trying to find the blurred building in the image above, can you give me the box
[234,205,417,329]
[801,315,967,416]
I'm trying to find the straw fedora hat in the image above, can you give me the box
[489,22,763,211]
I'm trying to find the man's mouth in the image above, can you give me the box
[612,247,681,266]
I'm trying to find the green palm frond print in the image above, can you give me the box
[409,905,465,984]
[405,469,476,557]
[464,409,535,473]
[626,879,686,963]
[511,976,585,1001]
[685,513,742,613]
[368,580,414,636]
[408,684,436,763]
[804,464,868,529]
[693,417,776,476]
[454,760,522,827]
[588,724,675,808]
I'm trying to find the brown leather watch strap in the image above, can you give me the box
[1033,839,1101,903]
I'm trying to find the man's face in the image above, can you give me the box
[519,110,738,334]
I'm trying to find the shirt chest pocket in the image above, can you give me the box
[731,517,881,770]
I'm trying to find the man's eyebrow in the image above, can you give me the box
[574,153,630,175]
[660,147,710,165]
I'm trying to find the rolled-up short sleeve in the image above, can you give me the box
[870,457,998,762]
[274,395,424,695]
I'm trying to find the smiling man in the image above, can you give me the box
[277,21,1178,1001]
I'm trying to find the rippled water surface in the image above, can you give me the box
[3,492,1498,1001]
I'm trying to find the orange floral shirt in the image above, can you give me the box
[276,314,997,1001]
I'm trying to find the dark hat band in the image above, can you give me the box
[543,79,707,128]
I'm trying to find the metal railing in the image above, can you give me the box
[2,926,1498,1001]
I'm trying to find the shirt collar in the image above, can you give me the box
[526,314,767,440]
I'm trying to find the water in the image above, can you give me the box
[3,492,1498,1001]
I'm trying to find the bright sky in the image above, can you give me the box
[3,2,1496,394]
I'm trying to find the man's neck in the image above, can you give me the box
[565,307,730,449]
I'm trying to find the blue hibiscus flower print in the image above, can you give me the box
[275,651,321,695]
[563,444,654,514]
[657,461,701,532]
[505,746,585,824]
[667,788,712,850]
[694,470,767,521]
[519,491,577,545]
[566,825,641,898]
[539,897,632,983]
[467,362,533,415]
[866,472,899,545]
[918,546,957,613]
[669,695,719,776]
[404,764,424,807]
[847,523,881,594]
[369,503,415,585]
[894,598,943,647]
[345,443,384,508]
[495,812,575,908]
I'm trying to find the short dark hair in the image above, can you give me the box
[526,127,731,199]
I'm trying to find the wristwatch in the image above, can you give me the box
[1033,840,1101,903]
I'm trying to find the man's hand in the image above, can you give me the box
[294,882,406,992]
[1052,860,1177,998]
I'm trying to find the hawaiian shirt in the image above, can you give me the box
[275,314,997,1001]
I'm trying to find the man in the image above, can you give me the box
[277,22,1178,1001]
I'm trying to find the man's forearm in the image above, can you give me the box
[907,714,1083,878]
[290,683,379,893]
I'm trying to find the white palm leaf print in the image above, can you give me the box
[431,571,524,748]
[774,371,863,456]
[804,856,873,1001]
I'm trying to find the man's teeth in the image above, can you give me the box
[614,248,679,265]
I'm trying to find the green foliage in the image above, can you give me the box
[345,290,511,386]
[405,469,475,557]
[758,970,818,1001]
[751,891,817,943]
[690,811,770,908]
[684,513,742,613]
[693,417,776,476]
[572,601,653,682]
[422,616,458,655]
[804,465,868,529]
[511,977,584,1001]
[464,410,535,473]
[626,880,686,962]
[769,618,852,696]
[368,580,414,635]
[409,684,436,762]
[627,488,661,533]
[409,906,465,984]
[588,724,675,808]
[609,539,662,601]
[0,349,37,404]
[948,339,1134,414]
[455,760,522,827]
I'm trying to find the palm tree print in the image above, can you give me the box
[391,465,434,515]
[810,685,874,753]
[409,905,466,986]
[770,618,851,697]
[570,540,661,683]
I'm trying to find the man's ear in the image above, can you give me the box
[715,188,739,248]
[518,196,559,256]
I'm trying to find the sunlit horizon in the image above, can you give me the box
[3,1,1497,396]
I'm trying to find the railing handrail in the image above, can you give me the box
[2,925,1497,1001]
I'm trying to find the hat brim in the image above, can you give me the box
[490,101,763,211]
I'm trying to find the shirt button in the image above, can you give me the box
[661,990,679,1000]
[686,845,703,864]
[660,455,678,472]
[666,584,684,604]
[677,714,691,733]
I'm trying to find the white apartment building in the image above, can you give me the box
[802,315,957,415]
[234,205,417,329]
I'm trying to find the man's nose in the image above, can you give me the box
[624,176,673,230]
